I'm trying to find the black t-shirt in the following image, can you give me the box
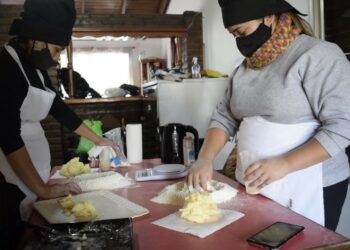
[0,40,82,155]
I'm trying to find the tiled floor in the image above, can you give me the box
[336,184,350,239]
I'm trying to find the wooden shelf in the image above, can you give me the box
[140,58,166,83]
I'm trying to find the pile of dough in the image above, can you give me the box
[151,180,238,206]
[58,194,75,215]
[57,194,98,220]
[71,201,98,220]
[74,172,134,192]
[59,157,91,177]
[180,192,221,223]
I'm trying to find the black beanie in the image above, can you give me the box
[8,0,76,46]
[218,0,305,28]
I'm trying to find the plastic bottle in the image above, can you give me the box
[191,57,201,79]
[99,147,111,172]
[183,135,195,167]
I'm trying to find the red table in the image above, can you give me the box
[28,159,347,250]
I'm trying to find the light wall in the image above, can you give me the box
[129,38,167,85]
[201,0,314,76]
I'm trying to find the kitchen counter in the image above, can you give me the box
[23,159,347,250]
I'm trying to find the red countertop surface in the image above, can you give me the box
[27,159,347,250]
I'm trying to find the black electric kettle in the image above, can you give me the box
[158,123,199,164]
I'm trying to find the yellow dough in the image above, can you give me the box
[58,194,98,220]
[59,157,91,177]
[57,194,76,215]
[72,201,98,220]
[180,192,221,224]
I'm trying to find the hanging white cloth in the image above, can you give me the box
[236,116,324,226]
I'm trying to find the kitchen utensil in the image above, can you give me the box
[158,123,199,164]
[135,164,188,181]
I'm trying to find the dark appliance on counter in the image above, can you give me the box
[159,123,199,164]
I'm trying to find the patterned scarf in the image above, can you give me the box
[246,13,302,69]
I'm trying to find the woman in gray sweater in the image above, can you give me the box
[188,0,350,230]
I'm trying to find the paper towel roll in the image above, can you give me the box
[126,124,143,163]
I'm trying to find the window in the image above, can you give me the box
[60,40,133,96]
[60,37,168,97]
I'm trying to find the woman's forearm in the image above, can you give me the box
[198,128,229,161]
[284,138,330,173]
[74,123,102,144]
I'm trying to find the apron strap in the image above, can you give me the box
[36,69,48,89]
[4,44,31,87]
[5,44,52,91]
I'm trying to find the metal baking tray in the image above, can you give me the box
[23,218,133,250]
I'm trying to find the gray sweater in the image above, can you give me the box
[209,34,350,187]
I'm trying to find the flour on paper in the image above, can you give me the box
[74,172,134,192]
[151,180,238,206]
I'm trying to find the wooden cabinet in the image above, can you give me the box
[140,58,166,83]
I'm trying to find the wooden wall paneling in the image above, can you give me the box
[73,13,187,38]
[73,0,170,15]
[0,5,22,46]
[183,12,203,74]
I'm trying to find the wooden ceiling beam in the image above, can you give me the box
[121,0,127,14]
[72,12,201,38]
[158,0,170,14]
[73,30,187,38]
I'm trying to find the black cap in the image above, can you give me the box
[218,0,306,28]
[8,0,76,46]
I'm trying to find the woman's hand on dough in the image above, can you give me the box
[187,158,213,190]
[40,182,82,199]
[243,157,291,189]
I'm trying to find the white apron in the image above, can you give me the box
[0,45,56,220]
[236,116,324,226]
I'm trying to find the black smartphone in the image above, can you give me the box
[246,221,305,249]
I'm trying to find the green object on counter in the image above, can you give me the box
[76,119,103,153]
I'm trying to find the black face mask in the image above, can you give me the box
[236,22,272,58]
[30,45,58,70]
